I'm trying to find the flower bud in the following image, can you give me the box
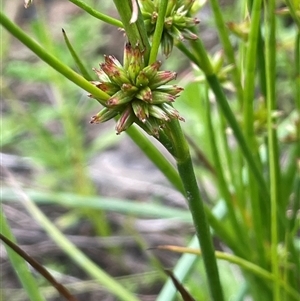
[123,43,132,70]
[149,71,177,89]
[95,82,120,96]
[90,43,183,136]
[155,85,184,96]
[115,105,135,134]
[90,107,118,124]
[151,91,175,104]
[121,83,139,94]
[104,55,123,69]
[142,61,162,80]
[161,33,174,57]
[136,86,153,102]
[135,71,149,87]
[181,29,198,40]
[141,0,200,56]
[161,103,185,121]
[138,117,161,137]
[148,105,170,121]
[107,90,133,107]
[132,100,149,122]
[93,67,110,82]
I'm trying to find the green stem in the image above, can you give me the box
[285,0,300,30]
[164,119,225,301]
[62,28,93,81]
[207,74,269,200]
[176,41,199,65]
[264,1,280,300]
[157,196,229,301]
[68,0,123,28]
[208,0,244,106]
[295,33,300,112]
[205,88,249,253]
[113,0,150,63]
[257,28,267,98]
[190,37,269,199]
[0,12,110,104]
[243,0,267,265]
[286,170,300,289]
[243,0,262,142]
[148,0,168,64]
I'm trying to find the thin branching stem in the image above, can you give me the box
[148,0,168,64]
[113,0,150,62]
[68,0,123,27]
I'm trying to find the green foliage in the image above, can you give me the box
[1,0,299,301]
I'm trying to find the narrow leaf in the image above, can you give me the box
[62,29,93,81]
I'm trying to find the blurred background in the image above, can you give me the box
[2,0,296,300]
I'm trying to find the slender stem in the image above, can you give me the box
[208,0,244,106]
[243,0,267,265]
[176,41,199,65]
[286,168,300,289]
[285,0,300,30]
[234,1,248,215]
[205,88,249,252]
[68,0,123,28]
[243,0,262,142]
[207,74,269,201]
[177,158,224,301]
[62,29,93,81]
[164,119,225,301]
[256,28,267,98]
[265,0,280,300]
[191,38,214,75]
[190,37,269,199]
[113,0,150,63]
[160,127,246,257]
[0,12,110,104]
[295,33,300,112]
[148,0,168,64]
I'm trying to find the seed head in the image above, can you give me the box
[90,43,184,137]
[140,0,200,56]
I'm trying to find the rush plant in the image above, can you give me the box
[1,0,299,301]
